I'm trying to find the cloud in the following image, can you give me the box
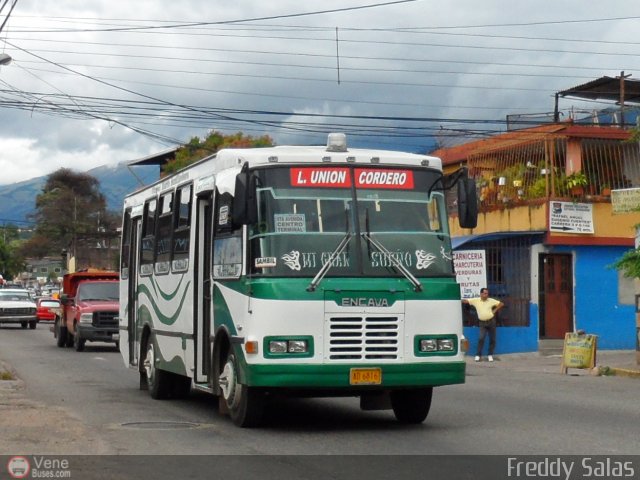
[1,0,639,185]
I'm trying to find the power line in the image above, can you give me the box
[6,1,419,34]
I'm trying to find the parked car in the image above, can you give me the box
[36,297,60,322]
[0,289,38,329]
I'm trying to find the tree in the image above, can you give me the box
[0,233,25,280]
[162,130,274,175]
[612,125,640,278]
[20,168,111,260]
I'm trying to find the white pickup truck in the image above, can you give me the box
[0,288,38,329]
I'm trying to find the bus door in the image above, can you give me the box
[195,192,213,383]
[127,217,142,366]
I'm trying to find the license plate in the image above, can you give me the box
[349,368,382,385]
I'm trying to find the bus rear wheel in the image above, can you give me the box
[390,387,433,424]
[219,353,264,428]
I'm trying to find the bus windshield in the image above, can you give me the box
[248,166,454,279]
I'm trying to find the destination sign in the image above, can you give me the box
[290,167,414,189]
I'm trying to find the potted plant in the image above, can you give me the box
[600,183,611,196]
[565,171,588,196]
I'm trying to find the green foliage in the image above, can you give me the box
[162,131,274,176]
[0,224,24,278]
[527,177,547,198]
[565,171,588,189]
[612,248,640,278]
[20,168,110,259]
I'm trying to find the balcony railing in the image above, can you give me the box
[456,137,640,211]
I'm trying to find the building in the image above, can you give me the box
[434,123,640,353]
[21,257,64,289]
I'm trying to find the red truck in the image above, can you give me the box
[52,270,119,352]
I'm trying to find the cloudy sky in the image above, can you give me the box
[0,0,638,185]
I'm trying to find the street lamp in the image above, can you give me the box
[0,53,12,66]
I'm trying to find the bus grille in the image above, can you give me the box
[327,315,400,361]
[93,311,118,328]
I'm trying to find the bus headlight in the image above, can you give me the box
[288,340,308,353]
[415,335,458,355]
[437,339,454,351]
[265,337,313,357]
[269,341,288,353]
[420,339,438,352]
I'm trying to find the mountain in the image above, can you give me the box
[0,162,160,227]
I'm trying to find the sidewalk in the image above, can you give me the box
[0,359,111,454]
[467,349,640,378]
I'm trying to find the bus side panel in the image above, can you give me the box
[136,272,194,377]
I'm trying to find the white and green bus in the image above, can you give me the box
[119,133,477,427]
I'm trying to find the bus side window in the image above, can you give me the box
[155,191,174,275]
[213,191,242,279]
[121,208,131,280]
[214,192,234,236]
[172,184,192,272]
[140,198,157,276]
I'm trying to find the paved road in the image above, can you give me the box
[1,324,639,456]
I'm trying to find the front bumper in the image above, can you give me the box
[77,324,119,342]
[243,361,465,389]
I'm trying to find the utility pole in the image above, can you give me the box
[618,71,632,128]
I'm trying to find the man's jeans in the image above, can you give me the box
[476,318,497,356]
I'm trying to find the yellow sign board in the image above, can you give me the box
[561,333,597,374]
[611,188,640,214]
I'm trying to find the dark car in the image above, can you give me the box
[36,297,60,322]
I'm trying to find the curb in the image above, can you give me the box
[606,367,640,379]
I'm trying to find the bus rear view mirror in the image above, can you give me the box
[232,163,258,227]
[457,176,478,229]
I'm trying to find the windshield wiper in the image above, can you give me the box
[306,231,351,292]
[361,232,423,292]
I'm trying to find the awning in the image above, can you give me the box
[452,231,545,249]
[557,76,640,105]
[128,146,180,167]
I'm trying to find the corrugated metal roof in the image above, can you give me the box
[558,76,640,104]
[128,146,179,166]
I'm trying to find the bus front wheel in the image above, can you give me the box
[143,335,171,399]
[390,387,433,424]
[219,353,264,428]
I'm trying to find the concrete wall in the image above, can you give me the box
[463,244,636,354]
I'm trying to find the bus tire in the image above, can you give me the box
[219,353,264,428]
[21,321,27,329]
[170,373,192,399]
[55,319,68,348]
[390,387,433,424]
[143,334,171,399]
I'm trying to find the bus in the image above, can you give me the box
[119,133,477,427]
